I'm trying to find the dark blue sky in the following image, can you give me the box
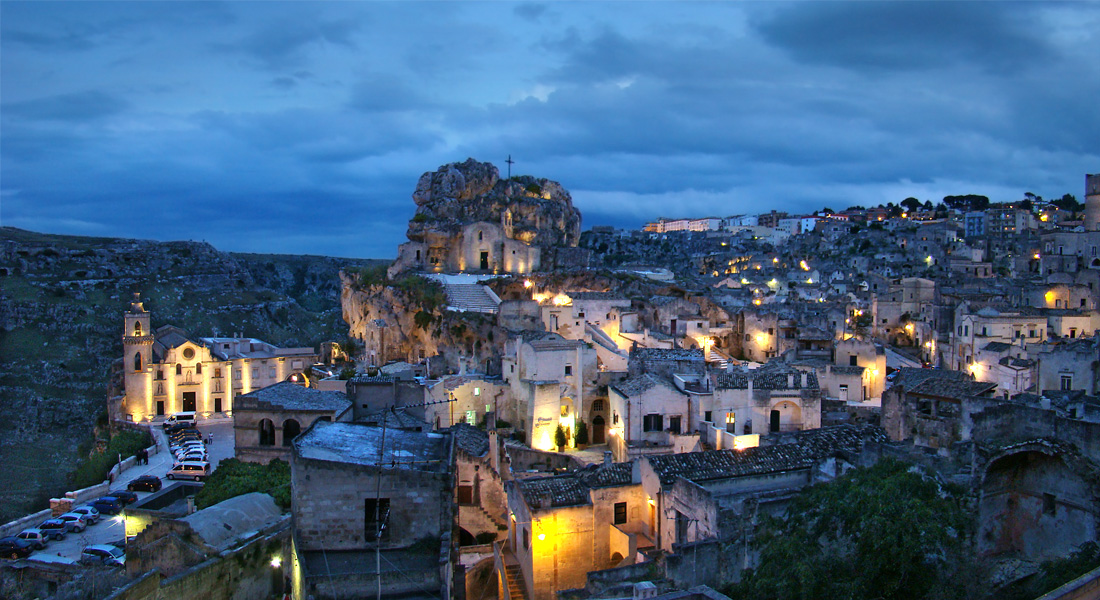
[3,2,1098,258]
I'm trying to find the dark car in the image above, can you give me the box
[108,490,139,504]
[170,428,202,439]
[37,519,68,540]
[166,422,197,434]
[0,537,33,560]
[127,475,163,493]
[89,496,123,515]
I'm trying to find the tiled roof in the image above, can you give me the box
[294,421,449,471]
[518,462,635,509]
[909,378,997,400]
[831,365,865,375]
[612,373,680,397]
[982,341,1012,353]
[358,407,430,431]
[529,338,583,352]
[451,423,490,457]
[349,374,395,384]
[632,348,705,362]
[568,292,628,301]
[237,381,350,412]
[646,424,888,485]
[891,367,968,389]
[797,327,833,341]
[715,362,819,390]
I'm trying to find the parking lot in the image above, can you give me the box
[10,419,234,564]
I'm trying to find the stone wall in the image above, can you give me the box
[292,455,453,552]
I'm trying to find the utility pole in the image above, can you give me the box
[505,155,514,180]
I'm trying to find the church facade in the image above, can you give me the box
[119,294,318,423]
[389,217,541,278]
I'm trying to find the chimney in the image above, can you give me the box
[787,373,795,388]
[604,451,613,467]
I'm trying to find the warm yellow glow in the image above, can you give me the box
[772,257,779,263]
[806,278,813,284]
[925,255,934,265]
[755,333,766,345]
[1044,290,1056,306]
[271,556,282,569]
[1034,253,1041,259]
[905,323,914,333]
[532,292,550,304]
[609,426,623,438]
[871,369,879,377]
[741,278,750,284]
[752,298,762,306]
[1040,214,1049,222]
[552,293,572,306]
[648,498,656,506]
[537,533,546,541]
[524,279,533,288]
[732,434,760,450]
[800,260,810,271]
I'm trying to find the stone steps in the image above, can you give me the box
[505,564,528,600]
[443,283,501,314]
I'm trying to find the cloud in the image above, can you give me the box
[2,90,129,122]
[214,17,359,70]
[755,2,1055,74]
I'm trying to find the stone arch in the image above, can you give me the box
[978,440,1100,561]
[134,321,142,336]
[282,419,301,446]
[258,419,276,446]
[769,400,802,433]
[458,527,476,546]
[133,352,142,372]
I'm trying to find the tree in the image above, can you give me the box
[923,200,933,210]
[574,421,589,445]
[727,459,978,600]
[901,197,923,212]
[554,424,568,450]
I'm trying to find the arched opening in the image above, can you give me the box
[770,401,802,433]
[133,352,142,372]
[282,419,301,446]
[979,450,1098,560]
[258,419,275,446]
[134,322,142,336]
[592,415,606,444]
[458,527,476,546]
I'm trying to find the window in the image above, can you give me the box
[214,368,222,378]
[643,414,663,432]
[176,364,182,375]
[849,355,858,366]
[134,322,142,336]
[1071,328,1078,338]
[133,353,142,372]
[196,363,202,375]
[564,365,573,376]
[474,387,480,396]
[704,411,712,422]
[964,325,969,336]
[478,231,483,241]
[592,399,605,412]
[669,416,681,434]
[523,527,530,550]
[364,498,391,541]
[1029,329,1037,338]
[1043,493,1056,516]
[578,312,586,318]
[258,419,275,446]
[614,502,627,525]
[1061,375,1073,391]
[613,413,619,425]
[767,328,774,335]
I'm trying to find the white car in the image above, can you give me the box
[79,544,125,567]
[57,513,87,533]
[15,529,48,550]
[69,505,100,525]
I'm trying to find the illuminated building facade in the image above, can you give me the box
[120,294,317,422]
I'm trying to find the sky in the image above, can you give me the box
[2,1,1099,259]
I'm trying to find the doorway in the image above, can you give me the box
[592,416,606,444]
[182,392,196,412]
[770,410,780,433]
[480,251,489,270]
[156,400,165,416]
[213,397,223,413]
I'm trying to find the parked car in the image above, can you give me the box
[107,490,139,505]
[171,440,205,453]
[163,411,197,430]
[70,505,100,525]
[127,475,162,493]
[178,450,208,462]
[89,496,123,515]
[0,537,33,560]
[15,529,48,550]
[37,519,68,540]
[57,513,87,533]
[79,544,125,567]
[169,427,201,440]
[166,460,209,481]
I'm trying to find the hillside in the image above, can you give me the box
[0,227,381,522]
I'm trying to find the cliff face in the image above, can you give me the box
[0,227,374,523]
[406,158,582,251]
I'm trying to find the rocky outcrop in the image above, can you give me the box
[404,158,582,258]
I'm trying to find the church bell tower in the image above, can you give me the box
[122,293,154,420]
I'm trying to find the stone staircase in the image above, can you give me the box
[504,564,528,600]
[477,505,509,531]
[443,283,501,314]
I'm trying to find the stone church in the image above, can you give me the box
[117,293,318,423]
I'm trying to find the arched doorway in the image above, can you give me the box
[592,416,606,444]
[282,419,301,446]
[258,419,275,446]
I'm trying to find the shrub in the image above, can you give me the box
[69,430,153,489]
[554,424,568,449]
[575,421,589,445]
[414,310,434,329]
[195,458,291,510]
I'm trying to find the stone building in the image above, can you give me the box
[503,332,597,451]
[452,424,509,546]
[880,368,998,447]
[232,381,352,464]
[290,420,455,600]
[608,373,702,462]
[503,460,646,600]
[119,293,317,423]
[387,159,582,278]
[1035,337,1100,394]
[704,361,822,436]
